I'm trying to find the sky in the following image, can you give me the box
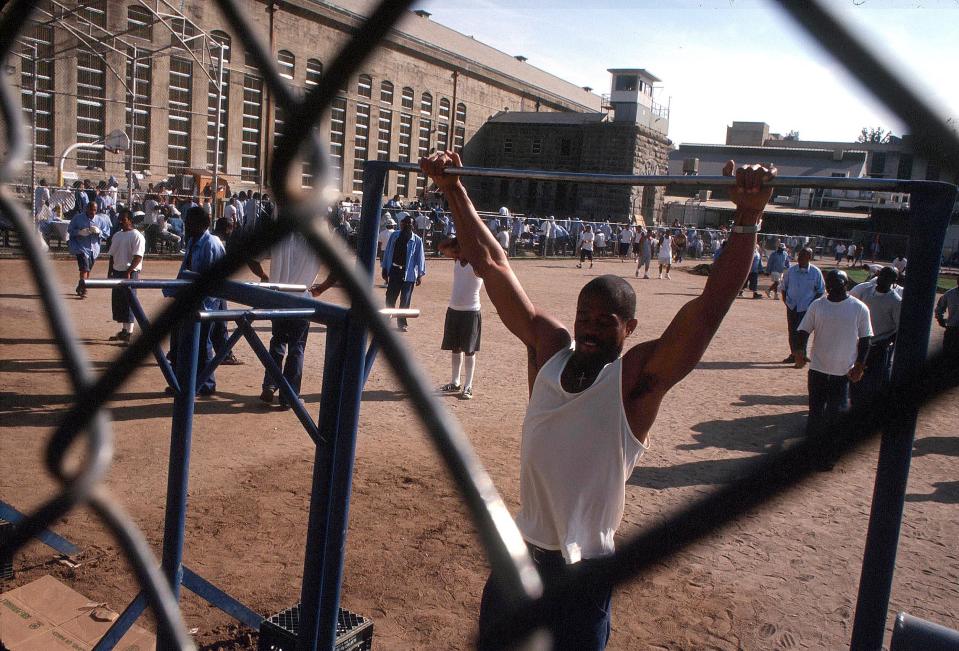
[416,0,958,145]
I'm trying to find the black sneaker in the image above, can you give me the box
[221,354,244,365]
[259,388,275,404]
[197,386,216,397]
[109,331,125,341]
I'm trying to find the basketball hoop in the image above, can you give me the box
[103,129,130,153]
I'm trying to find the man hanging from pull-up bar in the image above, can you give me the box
[419,152,777,650]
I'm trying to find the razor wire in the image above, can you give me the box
[0,1,957,651]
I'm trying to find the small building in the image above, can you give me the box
[464,69,670,224]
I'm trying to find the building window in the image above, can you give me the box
[869,152,887,177]
[420,92,433,118]
[380,80,394,104]
[125,50,151,169]
[560,138,571,156]
[277,50,295,81]
[305,58,322,87]
[81,0,107,29]
[503,137,513,154]
[241,74,262,182]
[454,102,466,151]
[401,86,414,110]
[925,160,941,182]
[896,154,913,180]
[329,96,347,186]
[357,74,372,99]
[127,5,152,41]
[167,57,193,172]
[439,97,450,121]
[76,50,106,169]
[170,18,200,51]
[398,113,412,196]
[377,109,392,161]
[353,102,371,191]
[20,25,54,166]
[207,31,231,173]
[417,117,431,191]
[532,136,542,155]
[437,98,450,152]
[614,74,638,92]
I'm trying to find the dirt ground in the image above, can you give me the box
[1,255,957,650]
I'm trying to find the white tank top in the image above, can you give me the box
[516,345,646,563]
[448,261,483,311]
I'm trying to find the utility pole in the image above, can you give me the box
[128,44,137,208]
[211,39,225,220]
[29,42,37,217]
[449,70,458,151]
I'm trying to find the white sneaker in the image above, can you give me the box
[643,273,650,279]
[461,386,473,400]
[665,273,671,279]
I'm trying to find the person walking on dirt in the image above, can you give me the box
[420,150,777,650]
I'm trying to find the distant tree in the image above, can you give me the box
[784,130,800,141]
[857,126,892,143]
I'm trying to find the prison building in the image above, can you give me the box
[463,69,671,224]
[9,0,605,200]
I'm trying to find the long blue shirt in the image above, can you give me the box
[781,263,825,312]
[163,230,226,309]
[381,229,426,283]
[750,250,763,274]
[767,250,791,274]
[67,212,112,257]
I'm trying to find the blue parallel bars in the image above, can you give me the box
[850,182,957,650]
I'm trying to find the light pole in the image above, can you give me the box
[127,44,138,208]
[211,39,225,220]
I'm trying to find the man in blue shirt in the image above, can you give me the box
[780,247,825,363]
[68,201,112,298]
[164,206,226,395]
[765,242,791,299]
[739,245,764,299]
[381,213,426,332]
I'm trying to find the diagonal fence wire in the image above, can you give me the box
[1,0,957,650]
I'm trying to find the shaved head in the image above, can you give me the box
[580,275,636,321]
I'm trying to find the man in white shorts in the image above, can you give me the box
[438,237,484,400]
[794,269,873,470]
[765,242,790,299]
[421,151,776,649]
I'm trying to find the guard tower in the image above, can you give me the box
[607,68,669,135]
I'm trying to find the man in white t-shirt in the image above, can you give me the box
[576,224,595,269]
[247,233,332,409]
[495,226,510,256]
[438,237,484,399]
[106,208,146,343]
[794,269,873,470]
[849,267,901,407]
[422,152,777,649]
[892,256,907,276]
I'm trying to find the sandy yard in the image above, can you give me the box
[1,254,956,650]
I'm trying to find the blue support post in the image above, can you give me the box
[297,162,387,650]
[91,592,147,651]
[196,326,244,391]
[363,340,379,384]
[0,500,79,556]
[126,289,180,393]
[182,566,263,629]
[157,318,201,651]
[850,182,958,650]
[237,317,321,444]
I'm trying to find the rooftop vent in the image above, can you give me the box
[515,55,527,62]
[582,86,593,93]
[414,9,431,18]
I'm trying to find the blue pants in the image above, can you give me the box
[168,320,215,393]
[262,318,311,399]
[786,307,806,354]
[807,369,849,444]
[478,548,612,650]
[109,268,138,323]
[210,298,231,356]
[385,267,415,328]
[850,340,894,408]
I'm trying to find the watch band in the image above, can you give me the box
[732,223,761,234]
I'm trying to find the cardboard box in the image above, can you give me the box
[0,576,155,650]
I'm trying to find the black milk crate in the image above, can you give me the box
[0,519,12,580]
[258,603,373,651]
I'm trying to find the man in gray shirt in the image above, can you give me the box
[849,266,901,406]
[935,276,959,362]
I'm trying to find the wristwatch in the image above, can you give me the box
[732,223,761,234]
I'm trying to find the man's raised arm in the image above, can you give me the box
[627,161,777,395]
[419,152,567,355]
